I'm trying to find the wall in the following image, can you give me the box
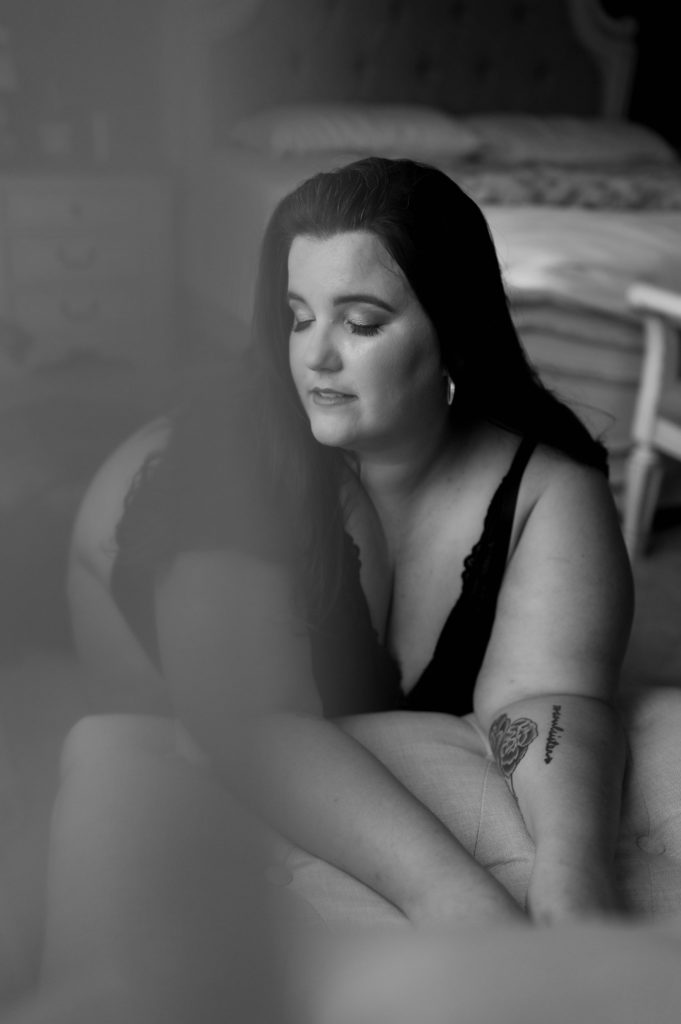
[0,0,167,170]
[0,0,674,172]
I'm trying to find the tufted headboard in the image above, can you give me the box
[159,0,637,170]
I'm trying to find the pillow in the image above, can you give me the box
[462,115,677,167]
[228,103,483,160]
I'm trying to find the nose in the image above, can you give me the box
[303,322,343,373]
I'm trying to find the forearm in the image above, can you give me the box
[482,693,626,918]
[196,709,523,925]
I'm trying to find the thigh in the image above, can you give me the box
[337,709,488,758]
[45,715,281,1001]
[47,713,321,991]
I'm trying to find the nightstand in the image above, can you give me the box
[0,174,174,374]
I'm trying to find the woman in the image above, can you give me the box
[64,157,632,949]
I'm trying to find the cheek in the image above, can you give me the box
[376,335,440,401]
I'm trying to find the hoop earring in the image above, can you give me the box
[445,373,456,407]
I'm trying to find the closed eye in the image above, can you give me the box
[291,318,314,333]
[348,321,381,337]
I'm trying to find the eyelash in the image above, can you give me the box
[290,319,381,337]
[348,321,381,336]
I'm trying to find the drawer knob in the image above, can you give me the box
[57,243,98,270]
[60,296,100,322]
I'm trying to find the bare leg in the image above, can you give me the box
[38,715,293,1024]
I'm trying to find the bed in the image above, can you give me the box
[161,0,681,498]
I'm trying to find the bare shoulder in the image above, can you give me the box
[69,416,172,582]
[473,442,634,713]
[520,442,622,538]
[465,428,616,553]
[507,438,632,598]
[513,441,633,643]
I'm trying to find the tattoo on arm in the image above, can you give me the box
[544,704,563,764]
[489,713,538,798]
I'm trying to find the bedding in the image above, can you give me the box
[455,161,681,210]
[460,114,678,167]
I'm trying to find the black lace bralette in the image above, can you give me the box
[311,436,537,718]
[111,436,536,721]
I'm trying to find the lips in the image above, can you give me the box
[311,387,355,398]
[309,386,357,408]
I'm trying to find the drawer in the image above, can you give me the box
[9,234,144,283]
[5,186,144,230]
[13,284,146,351]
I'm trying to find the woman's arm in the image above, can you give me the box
[473,458,634,922]
[155,548,524,926]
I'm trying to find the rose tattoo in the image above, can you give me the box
[489,713,539,798]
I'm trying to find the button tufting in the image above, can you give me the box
[473,55,491,80]
[351,52,368,76]
[448,0,467,19]
[509,1,529,25]
[414,53,434,79]
[531,61,551,84]
[288,49,303,75]
[636,834,666,856]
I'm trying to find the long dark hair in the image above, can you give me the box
[116,157,607,621]
[251,156,608,471]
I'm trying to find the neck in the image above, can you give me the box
[352,413,468,524]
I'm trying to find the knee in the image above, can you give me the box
[59,715,126,781]
[59,713,175,781]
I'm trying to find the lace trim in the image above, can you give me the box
[460,438,535,599]
[460,480,509,595]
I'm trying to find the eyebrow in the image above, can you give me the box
[287,291,396,313]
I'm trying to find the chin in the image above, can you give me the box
[310,424,355,449]
[305,414,354,449]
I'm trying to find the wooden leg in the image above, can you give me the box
[639,459,665,554]
[623,443,662,558]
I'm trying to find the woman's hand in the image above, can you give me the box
[476,692,627,926]
[405,872,527,928]
[526,852,621,924]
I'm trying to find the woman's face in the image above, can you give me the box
[287,231,445,455]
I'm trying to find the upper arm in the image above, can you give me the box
[155,548,322,750]
[473,459,634,726]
